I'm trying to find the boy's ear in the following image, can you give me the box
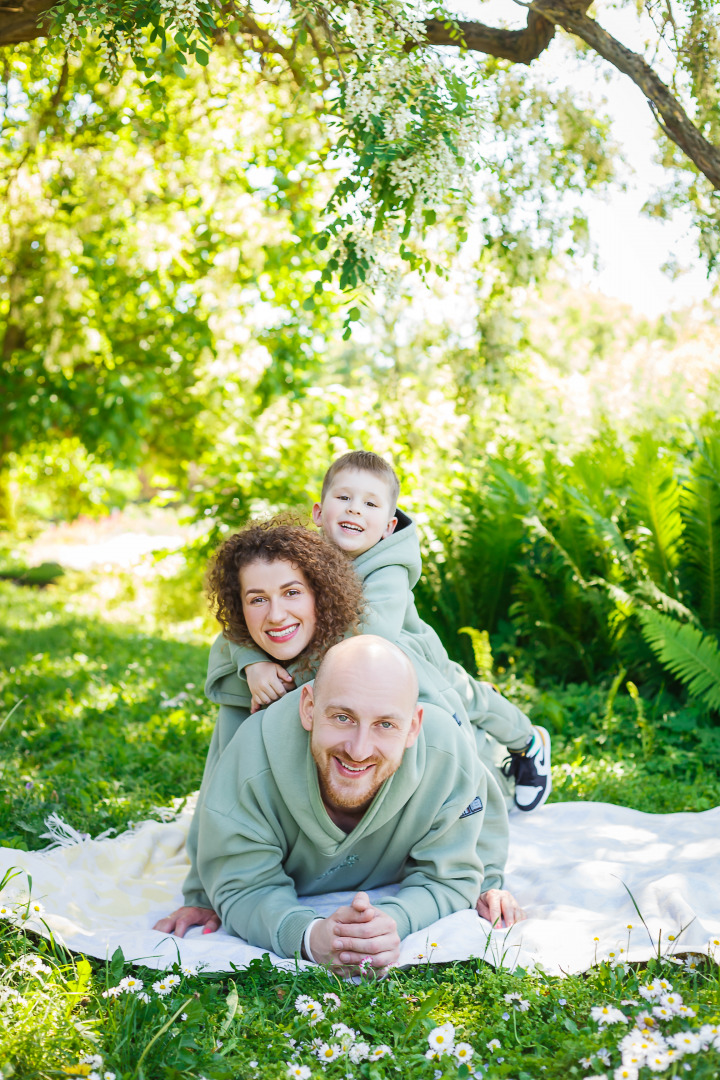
[311,503,323,528]
[381,516,398,540]
[300,683,315,731]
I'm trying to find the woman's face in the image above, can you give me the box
[240,558,317,662]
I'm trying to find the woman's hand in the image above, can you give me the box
[153,906,221,937]
[246,662,296,713]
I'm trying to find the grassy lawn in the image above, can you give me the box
[1,573,719,1080]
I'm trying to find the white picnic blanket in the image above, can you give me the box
[2,801,719,976]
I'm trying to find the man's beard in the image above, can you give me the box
[312,745,396,814]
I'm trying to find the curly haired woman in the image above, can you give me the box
[154,519,365,938]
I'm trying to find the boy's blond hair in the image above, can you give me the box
[321,451,400,511]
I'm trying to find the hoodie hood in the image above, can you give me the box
[352,507,421,589]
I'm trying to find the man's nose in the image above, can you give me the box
[346,725,373,762]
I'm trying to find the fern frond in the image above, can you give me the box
[627,434,683,595]
[638,609,720,712]
[681,432,720,631]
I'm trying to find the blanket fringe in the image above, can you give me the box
[38,796,198,852]
[39,813,118,852]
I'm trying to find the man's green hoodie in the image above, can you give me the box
[183,631,510,909]
[196,682,504,958]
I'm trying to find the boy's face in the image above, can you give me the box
[312,468,397,557]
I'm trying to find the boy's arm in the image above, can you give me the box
[359,564,411,643]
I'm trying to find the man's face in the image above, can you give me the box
[300,655,422,821]
[312,468,397,557]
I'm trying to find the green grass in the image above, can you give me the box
[1,573,720,1080]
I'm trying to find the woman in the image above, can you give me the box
[154,519,364,937]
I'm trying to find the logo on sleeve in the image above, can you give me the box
[460,796,484,819]
[452,713,462,726]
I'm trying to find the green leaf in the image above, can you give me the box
[638,609,720,711]
[173,62,186,78]
[195,50,209,66]
[219,985,239,1035]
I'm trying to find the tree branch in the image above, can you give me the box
[0,0,56,44]
[531,0,720,189]
[423,9,555,64]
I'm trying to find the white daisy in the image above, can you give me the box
[646,1051,672,1072]
[0,987,23,1005]
[16,955,51,976]
[675,1004,696,1018]
[315,1043,341,1063]
[348,1042,370,1063]
[454,1042,474,1062]
[669,1031,701,1055]
[163,974,181,988]
[487,1039,501,1053]
[152,979,173,996]
[428,1022,455,1052]
[286,1067,311,1080]
[180,964,198,977]
[101,986,122,999]
[295,995,325,1023]
[591,1004,627,1026]
[368,1045,391,1060]
[0,903,17,921]
[614,1067,638,1080]
[323,992,341,1011]
[119,976,143,993]
[26,900,45,919]
[82,1056,104,1068]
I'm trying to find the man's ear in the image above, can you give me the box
[299,683,315,732]
[381,516,398,540]
[311,503,323,528]
[404,704,423,748]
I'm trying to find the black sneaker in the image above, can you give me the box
[502,725,552,812]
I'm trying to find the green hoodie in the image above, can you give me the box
[226,510,532,751]
[196,680,505,957]
[184,631,510,908]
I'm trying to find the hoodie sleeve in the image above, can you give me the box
[373,763,492,939]
[359,564,412,643]
[182,702,252,908]
[197,787,318,958]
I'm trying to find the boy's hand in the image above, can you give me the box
[476,888,525,927]
[246,662,295,713]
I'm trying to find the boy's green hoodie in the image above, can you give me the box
[196,680,505,957]
[183,630,510,909]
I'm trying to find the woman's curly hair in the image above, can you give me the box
[205,518,365,669]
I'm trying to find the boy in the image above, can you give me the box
[243,450,552,813]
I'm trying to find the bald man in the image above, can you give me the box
[171,636,522,972]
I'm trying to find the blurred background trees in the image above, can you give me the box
[2,4,720,723]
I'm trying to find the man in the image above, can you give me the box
[167,636,523,972]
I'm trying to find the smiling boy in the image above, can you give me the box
[243,450,552,814]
